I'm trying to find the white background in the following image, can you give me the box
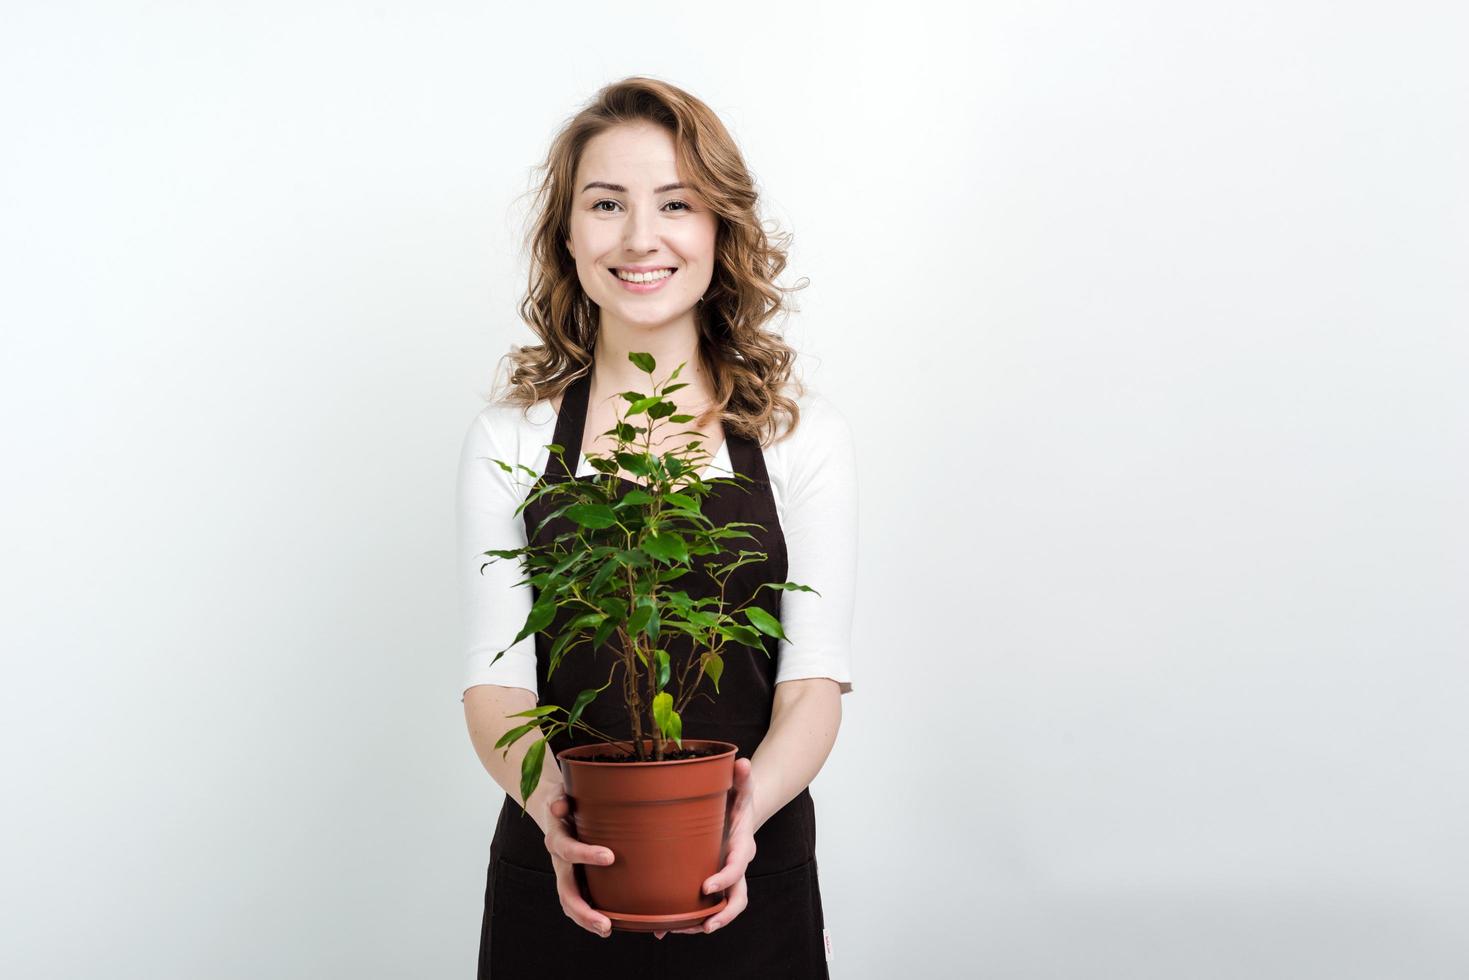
[2,2,1465,977]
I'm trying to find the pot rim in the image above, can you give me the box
[556,738,738,767]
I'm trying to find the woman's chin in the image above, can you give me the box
[600,298,698,325]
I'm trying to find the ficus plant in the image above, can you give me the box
[477,351,818,807]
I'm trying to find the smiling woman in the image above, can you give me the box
[565,125,720,327]
[460,75,854,980]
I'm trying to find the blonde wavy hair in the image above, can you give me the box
[489,76,809,448]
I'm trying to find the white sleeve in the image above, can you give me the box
[457,408,540,702]
[773,395,858,695]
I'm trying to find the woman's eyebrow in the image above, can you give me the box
[581,181,688,194]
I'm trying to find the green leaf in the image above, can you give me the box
[520,737,546,805]
[494,721,540,751]
[565,612,606,633]
[511,597,558,645]
[654,649,670,691]
[705,654,723,694]
[625,396,661,415]
[507,705,559,718]
[662,491,699,511]
[564,503,618,529]
[721,623,766,649]
[629,351,656,373]
[592,616,618,648]
[567,688,600,729]
[595,595,628,618]
[628,603,652,636]
[589,558,620,596]
[642,532,689,563]
[615,489,656,507]
[744,606,788,641]
[686,609,721,629]
[760,581,822,597]
[547,629,580,669]
[652,692,682,747]
[615,451,655,477]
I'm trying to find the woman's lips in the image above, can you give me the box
[609,267,677,293]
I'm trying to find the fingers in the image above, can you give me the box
[729,757,752,795]
[549,834,614,868]
[543,795,615,938]
[727,760,755,817]
[702,837,755,896]
[702,872,747,933]
[662,923,710,936]
[553,858,612,938]
[544,797,615,868]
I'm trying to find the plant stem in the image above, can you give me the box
[618,625,647,761]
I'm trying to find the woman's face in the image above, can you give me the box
[565,122,718,331]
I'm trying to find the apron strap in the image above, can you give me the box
[549,371,591,481]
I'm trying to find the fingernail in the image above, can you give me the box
[703,883,713,894]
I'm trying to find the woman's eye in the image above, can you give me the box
[591,200,691,213]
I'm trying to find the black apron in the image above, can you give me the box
[477,370,830,978]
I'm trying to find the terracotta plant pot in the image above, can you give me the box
[557,738,738,933]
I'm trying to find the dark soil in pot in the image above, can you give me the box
[574,744,728,763]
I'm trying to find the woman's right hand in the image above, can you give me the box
[542,794,616,938]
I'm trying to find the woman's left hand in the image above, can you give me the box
[654,756,757,939]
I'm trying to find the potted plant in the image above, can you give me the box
[476,351,816,933]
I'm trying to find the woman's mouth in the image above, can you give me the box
[609,267,677,293]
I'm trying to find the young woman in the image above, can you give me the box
[458,76,857,978]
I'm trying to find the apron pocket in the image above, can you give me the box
[488,858,647,974]
[663,856,827,978]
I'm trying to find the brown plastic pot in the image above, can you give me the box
[557,738,738,933]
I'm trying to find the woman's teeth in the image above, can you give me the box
[614,268,675,283]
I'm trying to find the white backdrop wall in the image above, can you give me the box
[2,2,1465,977]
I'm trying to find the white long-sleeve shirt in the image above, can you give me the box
[457,386,858,703]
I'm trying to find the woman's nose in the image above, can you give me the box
[622,208,658,252]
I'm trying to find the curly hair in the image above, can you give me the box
[488,75,809,448]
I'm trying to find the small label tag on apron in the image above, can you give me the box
[823,927,832,961]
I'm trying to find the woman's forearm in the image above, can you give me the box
[463,683,564,835]
[749,678,843,832]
